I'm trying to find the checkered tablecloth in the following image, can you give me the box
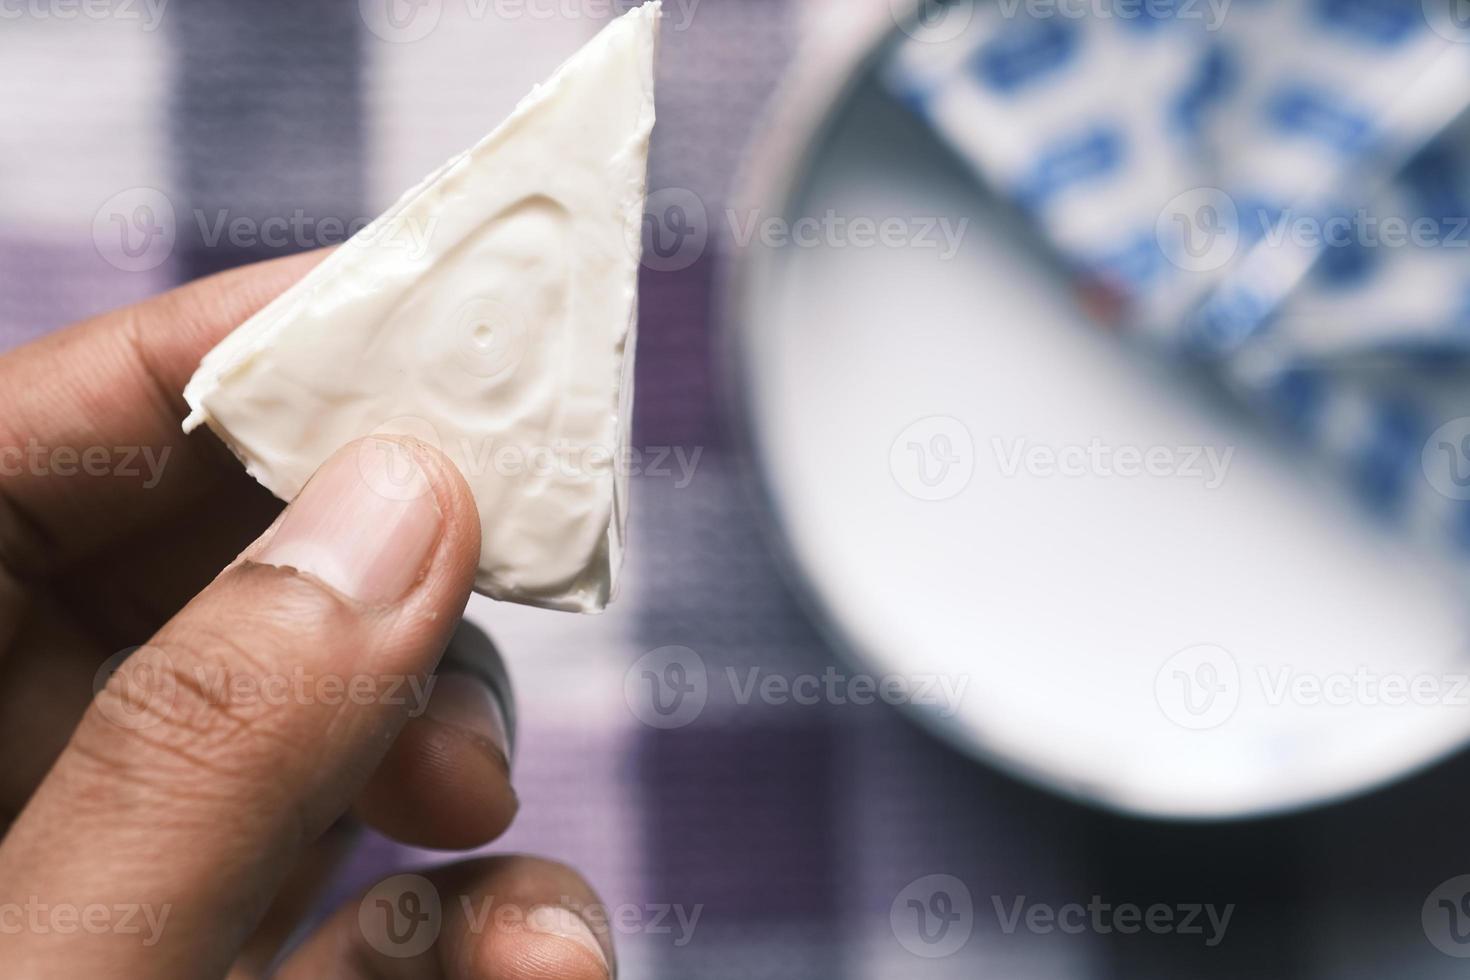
[8,1,1470,977]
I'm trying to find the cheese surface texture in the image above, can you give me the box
[182,2,659,612]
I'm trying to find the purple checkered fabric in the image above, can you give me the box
[8,1,1470,977]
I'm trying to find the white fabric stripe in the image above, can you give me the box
[360,1,596,212]
[0,13,172,233]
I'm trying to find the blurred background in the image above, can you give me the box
[7,0,1470,976]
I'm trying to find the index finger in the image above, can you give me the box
[0,249,327,577]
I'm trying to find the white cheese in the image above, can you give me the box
[182,1,660,613]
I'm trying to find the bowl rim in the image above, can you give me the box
[710,0,1470,821]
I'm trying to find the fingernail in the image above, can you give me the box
[525,906,610,977]
[425,670,512,766]
[253,438,442,603]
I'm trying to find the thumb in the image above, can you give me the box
[0,436,481,980]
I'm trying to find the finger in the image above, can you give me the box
[0,608,99,820]
[277,856,615,980]
[0,249,326,579]
[0,632,515,980]
[219,625,518,972]
[0,478,283,817]
[355,621,519,850]
[0,436,479,979]
[0,630,512,973]
[44,468,284,640]
[231,820,360,979]
[0,621,516,847]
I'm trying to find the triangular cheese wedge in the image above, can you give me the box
[183,2,659,613]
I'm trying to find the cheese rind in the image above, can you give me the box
[182,2,660,613]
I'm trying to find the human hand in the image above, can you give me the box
[0,253,615,978]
